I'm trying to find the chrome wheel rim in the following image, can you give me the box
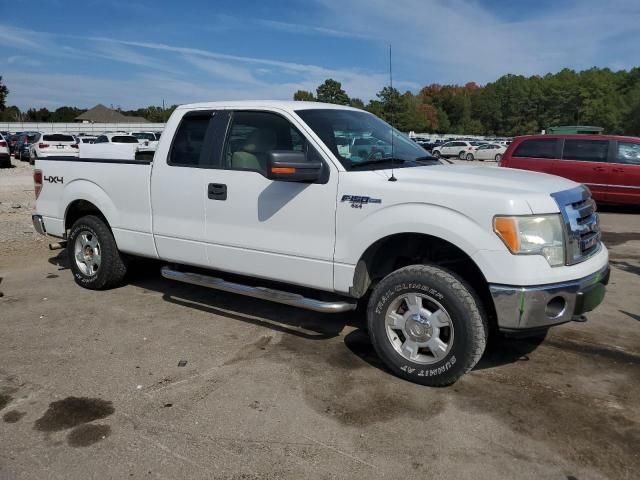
[74,230,101,277]
[385,293,454,365]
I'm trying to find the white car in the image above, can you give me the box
[32,100,608,387]
[431,141,476,159]
[77,136,97,144]
[129,132,159,149]
[30,133,79,162]
[0,133,10,168]
[94,133,141,145]
[466,143,507,162]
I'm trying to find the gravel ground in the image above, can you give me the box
[0,158,638,480]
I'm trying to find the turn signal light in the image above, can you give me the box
[494,217,519,252]
[271,167,296,174]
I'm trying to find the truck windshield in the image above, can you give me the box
[296,109,437,170]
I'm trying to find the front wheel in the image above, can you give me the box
[367,265,487,386]
[495,154,502,162]
[432,150,441,158]
[466,153,474,161]
[67,215,127,290]
[458,151,466,159]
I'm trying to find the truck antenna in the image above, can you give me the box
[388,44,397,182]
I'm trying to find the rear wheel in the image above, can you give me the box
[458,151,466,159]
[67,215,127,290]
[432,150,441,158]
[367,265,488,386]
[495,154,502,162]
[466,153,474,161]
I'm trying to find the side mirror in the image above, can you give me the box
[266,151,323,183]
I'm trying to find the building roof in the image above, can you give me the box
[75,104,149,123]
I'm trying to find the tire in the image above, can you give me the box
[432,150,441,158]
[367,264,488,386]
[67,215,127,290]
[466,153,474,161]
[458,151,466,159]
[30,152,36,166]
[495,154,502,162]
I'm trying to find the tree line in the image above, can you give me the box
[294,67,640,136]
[2,68,639,135]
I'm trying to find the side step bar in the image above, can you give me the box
[161,267,357,313]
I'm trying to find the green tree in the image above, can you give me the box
[0,76,8,111]
[293,90,315,101]
[349,98,365,109]
[316,79,350,105]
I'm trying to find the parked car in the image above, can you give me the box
[15,132,39,161]
[0,133,11,168]
[431,141,476,159]
[94,134,141,144]
[29,133,79,163]
[129,131,159,149]
[8,133,21,155]
[77,136,97,144]
[32,101,608,387]
[467,143,507,162]
[501,135,640,205]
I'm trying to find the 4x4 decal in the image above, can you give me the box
[44,176,64,184]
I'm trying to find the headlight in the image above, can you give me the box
[494,214,565,267]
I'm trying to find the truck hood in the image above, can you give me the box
[360,164,579,214]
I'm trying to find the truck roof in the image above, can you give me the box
[177,100,363,112]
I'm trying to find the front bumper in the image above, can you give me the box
[32,214,47,235]
[489,264,610,332]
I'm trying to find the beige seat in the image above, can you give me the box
[231,129,277,172]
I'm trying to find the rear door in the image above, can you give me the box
[508,138,559,173]
[151,109,229,267]
[609,140,640,205]
[552,138,611,203]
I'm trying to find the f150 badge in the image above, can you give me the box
[341,195,382,208]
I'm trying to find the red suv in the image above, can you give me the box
[500,135,640,205]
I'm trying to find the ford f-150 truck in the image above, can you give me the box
[32,101,609,386]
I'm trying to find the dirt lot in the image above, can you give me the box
[1,159,639,480]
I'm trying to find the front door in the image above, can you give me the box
[203,110,339,291]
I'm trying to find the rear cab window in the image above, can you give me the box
[112,136,139,144]
[43,134,75,142]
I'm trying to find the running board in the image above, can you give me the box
[161,267,357,313]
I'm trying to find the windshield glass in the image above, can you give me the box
[296,109,436,170]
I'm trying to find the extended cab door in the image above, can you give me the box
[203,110,338,291]
[151,109,230,266]
[609,140,640,205]
[552,138,612,203]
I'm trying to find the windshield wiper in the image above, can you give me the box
[350,158,407,169]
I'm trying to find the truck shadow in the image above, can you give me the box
[48,251,546,375]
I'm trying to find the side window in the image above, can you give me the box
[224,111,307,174]
[513,139,557,159]
[616,142,640,165]
[169,114,211,167]
[562,139,609,162]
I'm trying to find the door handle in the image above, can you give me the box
[208,183,227,201]
[593,166,606,172]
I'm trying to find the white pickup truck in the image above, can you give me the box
[32,101,609,386]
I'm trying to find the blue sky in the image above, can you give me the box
[1,0,638,109]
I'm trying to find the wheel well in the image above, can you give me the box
[351,233,497,326]
[64,200,108,232]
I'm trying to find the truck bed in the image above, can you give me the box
[35,156,157,258]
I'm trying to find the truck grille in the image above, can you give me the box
[551,186,601,265]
